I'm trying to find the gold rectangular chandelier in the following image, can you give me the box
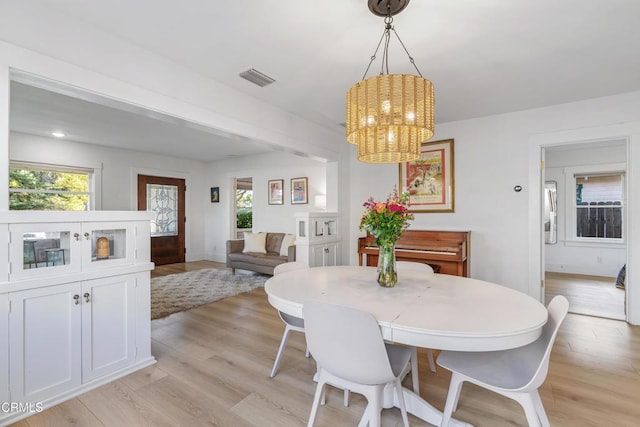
[346,0,434,164]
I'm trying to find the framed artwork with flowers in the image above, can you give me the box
[399,138,455,213]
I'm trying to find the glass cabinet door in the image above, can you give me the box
[9,223,82,279]
[81,222,136,270]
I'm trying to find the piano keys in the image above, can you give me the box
[357,229,470,277]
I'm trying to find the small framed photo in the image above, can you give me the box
[268,179,284,205]
[210,187,220,203]
[399,139,455,213]
[291,177,308,205]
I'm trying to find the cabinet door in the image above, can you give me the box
[81,222,136,270]
[81,275,136,382]
[9,223,82,280]
[323,242,340,267]
[0,293,8,404]
[9,283,82,403]
[309,245,326,268]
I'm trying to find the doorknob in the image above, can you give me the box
[84,293,91,303]
[73,294,80,305]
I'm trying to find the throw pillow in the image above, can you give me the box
[279,233,296,256]
[243,232,267,254]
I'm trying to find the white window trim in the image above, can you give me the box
[9,160,102,210]
[564,162,625,244]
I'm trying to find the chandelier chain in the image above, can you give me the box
[391,27,423,77]
[360,28,387,80]
[360,10,424,80]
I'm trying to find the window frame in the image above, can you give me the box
[564,163,625,246]
[9,161,101,211]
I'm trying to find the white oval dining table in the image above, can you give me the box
[265,265,548,427]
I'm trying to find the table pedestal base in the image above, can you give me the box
[382,385,473,427]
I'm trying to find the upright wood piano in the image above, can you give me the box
[357,229,471,277]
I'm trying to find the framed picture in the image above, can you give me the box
[399,139,455,213]
[268,179,284,205]
[291,177,308,205]
[210,187,220,203]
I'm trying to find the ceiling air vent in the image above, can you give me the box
[239,68,275,87]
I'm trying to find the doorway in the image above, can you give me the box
[543,141,627,320]
[137,175,186,265]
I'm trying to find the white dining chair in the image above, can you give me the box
[396,261,437,374]
[437,295,569,427]
[270,261,309,378]
[396,260,434,274]
[304,300,412,427]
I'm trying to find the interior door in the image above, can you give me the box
[137,175,185,265]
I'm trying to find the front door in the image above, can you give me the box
[137,175,185,265]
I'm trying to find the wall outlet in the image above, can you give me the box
[597,256,603,263]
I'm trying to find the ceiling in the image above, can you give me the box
[7,0,640,161]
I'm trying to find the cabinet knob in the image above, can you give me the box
[73,294,80,305]
[73,233,80,241]
[84,293,91,303]
[84,232,90,240]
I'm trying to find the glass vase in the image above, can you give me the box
[377,242,398,287]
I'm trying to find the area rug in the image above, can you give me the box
[151,269,268,320]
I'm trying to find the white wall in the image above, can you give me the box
[204,152,328,262]
[347,91,640,304]
[10,132,208,260]
[545,143,626,276]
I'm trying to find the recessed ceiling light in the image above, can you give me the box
[51,131,65,138]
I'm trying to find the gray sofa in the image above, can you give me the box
[226,232,296,275]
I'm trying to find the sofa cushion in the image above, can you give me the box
[265,232,285,254]
[279,234,296,256]
[228,252,287,268]
[243,232,267,254]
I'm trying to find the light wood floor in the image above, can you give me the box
[12,262,640,426]
[545,272,626,320]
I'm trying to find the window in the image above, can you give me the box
[575,174,623,239]
[147,183,179,236]
[9,162,95,211]
[235,177,253,239]
[565,163,625,243]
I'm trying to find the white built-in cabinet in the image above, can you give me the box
[294,212,342,267]
[0,211,155,425]
[0,292,9,405]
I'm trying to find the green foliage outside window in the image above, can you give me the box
[235,189,253,229]
[236,209,253,229]
[9,169,90,211]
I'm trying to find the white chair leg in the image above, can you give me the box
[531,391,550,427]
[357,408,369,427]
[365,386,383,427]
[307,378,326,427]
[441,374,464,427]
[343,389,350,407]
[514,393,542,427]
[427,348,437,373]
[395,379,410,427]
[411,347,420,395]
[270,325,292,378]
